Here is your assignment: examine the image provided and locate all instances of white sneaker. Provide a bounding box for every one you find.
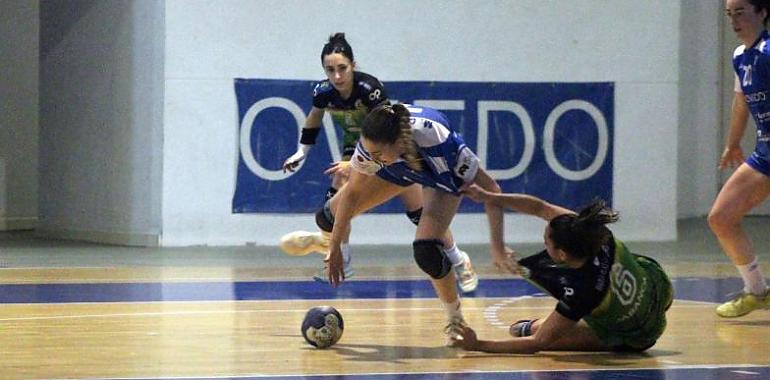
[443,317,468,347]
[279,231,329,256]
[509,319,537,337]
[453,250,479,293]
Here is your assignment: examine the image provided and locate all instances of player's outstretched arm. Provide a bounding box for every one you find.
[451,310,579,354]
[463,184,573,222]
[326,170,367,286]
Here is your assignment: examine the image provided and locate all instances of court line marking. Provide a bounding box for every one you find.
[482,296,716,329]
[55,363,770,380]
[0,302,718,323]
[732,370,761,375]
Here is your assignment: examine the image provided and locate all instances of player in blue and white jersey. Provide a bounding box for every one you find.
[316,103,509,342]
[278,33,479,291]
[709,0,770,317]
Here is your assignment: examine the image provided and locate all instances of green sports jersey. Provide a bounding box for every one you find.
[311,71,388,156]
[519,236,673,350]
[584,240,672,341]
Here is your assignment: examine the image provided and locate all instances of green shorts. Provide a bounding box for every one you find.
[586,256,673,351]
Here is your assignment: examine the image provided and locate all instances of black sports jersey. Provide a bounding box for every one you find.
[519,233,667,329]
[312,71,388,150]
[518,237,614,321]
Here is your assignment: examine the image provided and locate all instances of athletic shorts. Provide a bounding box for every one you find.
[375,167,416,187]
[586,256,673,352]
[746,150,770,177]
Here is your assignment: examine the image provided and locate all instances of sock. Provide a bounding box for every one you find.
[443,243,464,266]
[443,299,463,321]
[341,243,351,265]
[737,257,769,296]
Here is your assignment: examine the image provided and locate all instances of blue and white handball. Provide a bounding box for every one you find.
[301,306,344,349]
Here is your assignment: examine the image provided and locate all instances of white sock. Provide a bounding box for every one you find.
[443,299,463,321]
[737,257,769,296]
[443,243,464,266]
[341,243,351,264]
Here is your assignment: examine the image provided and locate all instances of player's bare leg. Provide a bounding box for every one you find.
[709,163,770,317]
[414,187,468,344]
[399,184,479,293]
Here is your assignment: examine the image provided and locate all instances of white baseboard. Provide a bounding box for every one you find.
[37,227,160,247]
[0,217,38,231]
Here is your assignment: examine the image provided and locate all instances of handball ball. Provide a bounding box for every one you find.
[301,306,344,349]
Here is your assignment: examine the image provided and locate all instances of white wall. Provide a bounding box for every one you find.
[161,0,682,246]
[38,0,164,245]
[0,1,39,230]
[677,0,722,218]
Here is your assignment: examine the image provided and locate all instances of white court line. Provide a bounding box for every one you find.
[732,370,761,375]
[55,363,770,380]
[0,301,718,323]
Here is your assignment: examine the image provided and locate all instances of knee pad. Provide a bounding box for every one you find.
[406,208,423,226]
[324,187,338,202]
[314,201,335,233]
[412,239,451,279]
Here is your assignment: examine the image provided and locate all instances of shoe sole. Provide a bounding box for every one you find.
[459,277,479,293]
[279,231,328,256]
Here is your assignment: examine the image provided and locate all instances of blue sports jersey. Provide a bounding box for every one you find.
[350,105,480,194]
[733,30,770,175]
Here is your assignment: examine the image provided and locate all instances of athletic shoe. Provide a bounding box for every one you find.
[444,317,468,346]
[509,319,538,337]
[453,250,479,293]
[279,231,329,256]
[716,289,770,318]
[312,259,355,283]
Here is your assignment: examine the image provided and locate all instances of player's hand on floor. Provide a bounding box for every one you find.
[450,326,479,350]
[492,246,521,275]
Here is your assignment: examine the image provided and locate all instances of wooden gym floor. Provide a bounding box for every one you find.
[0,217,768,379]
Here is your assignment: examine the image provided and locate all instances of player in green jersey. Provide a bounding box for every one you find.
[448,186,673,354]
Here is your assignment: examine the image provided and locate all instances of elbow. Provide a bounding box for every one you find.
[528,335,553,354]
[488,180,502,193]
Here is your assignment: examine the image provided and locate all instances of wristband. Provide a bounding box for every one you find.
[300,128,321,145]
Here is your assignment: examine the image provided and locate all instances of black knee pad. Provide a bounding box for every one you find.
[405,208,422,226]
[314,201,335,233]
[412,239,451,279]
[324,187,338,202]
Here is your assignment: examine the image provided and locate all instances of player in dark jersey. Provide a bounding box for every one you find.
[449,187,673,354]
[318,103,508,344]
[709,0,770,318]
[279,33,479,291]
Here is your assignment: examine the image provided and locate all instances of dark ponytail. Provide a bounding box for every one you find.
[548,199,619,260]
[748,0,770,25]
[321,33,354,63]
[362,104,422,171]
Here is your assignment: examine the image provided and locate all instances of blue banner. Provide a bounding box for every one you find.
[233,79,613,213]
